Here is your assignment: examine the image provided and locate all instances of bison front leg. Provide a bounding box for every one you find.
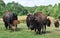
[44,25,46,33]
[4,22,8,30]
[42,25,46,33]
[15,25,17,30]
[36,27,41,34]
[35,28,36,32]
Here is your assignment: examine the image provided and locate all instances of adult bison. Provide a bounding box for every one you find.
[26,13,35,30]
[33,12,48,34]
[54,19,59,28]
[3,10,19,31]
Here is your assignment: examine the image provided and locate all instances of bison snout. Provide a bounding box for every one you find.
[29,25,34,30]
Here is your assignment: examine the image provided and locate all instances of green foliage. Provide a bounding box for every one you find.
[0,1,28,17]
[22,9,28,15]
[6,1,28,16]
[0,0,6,17]
[25,6,37,14]
[0,0,60,19]
[35,6,45,12]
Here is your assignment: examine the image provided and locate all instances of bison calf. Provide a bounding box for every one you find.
[54,19,59,28]
[11,20,19,31]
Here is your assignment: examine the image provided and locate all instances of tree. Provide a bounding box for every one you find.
[22,9,28,15]
[6,1,25,15]
[0,0,6,17]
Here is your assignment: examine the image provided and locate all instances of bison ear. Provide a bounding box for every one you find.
[13,13,17,16]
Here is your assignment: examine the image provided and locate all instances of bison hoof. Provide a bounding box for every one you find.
[10,30,14,32]
[36,31,42,34]
[42,31,46,34]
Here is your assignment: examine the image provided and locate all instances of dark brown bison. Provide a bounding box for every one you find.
[33,12,47,34]
[26,13,35,30]
[54,19,59,28]
[3,10,18,31]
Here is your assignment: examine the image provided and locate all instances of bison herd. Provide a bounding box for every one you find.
[2,10,60,34]
[26,12,51,34]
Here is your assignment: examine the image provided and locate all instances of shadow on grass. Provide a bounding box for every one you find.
[9,28,24,32]
[44,31,52,34]
[35,31,52,35]
[54,29,60,31]
[15,27,28,31]
[15,28,21,31]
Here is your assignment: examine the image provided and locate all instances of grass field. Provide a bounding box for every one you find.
[0,19,60,38]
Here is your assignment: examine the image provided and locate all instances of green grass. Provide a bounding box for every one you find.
[0,21,60,38]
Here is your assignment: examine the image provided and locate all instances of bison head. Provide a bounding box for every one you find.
[46,18,51,27]
[54,19,59,28]
[29,24,35,30]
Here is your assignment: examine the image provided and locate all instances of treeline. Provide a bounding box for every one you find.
[0,0,60,20]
